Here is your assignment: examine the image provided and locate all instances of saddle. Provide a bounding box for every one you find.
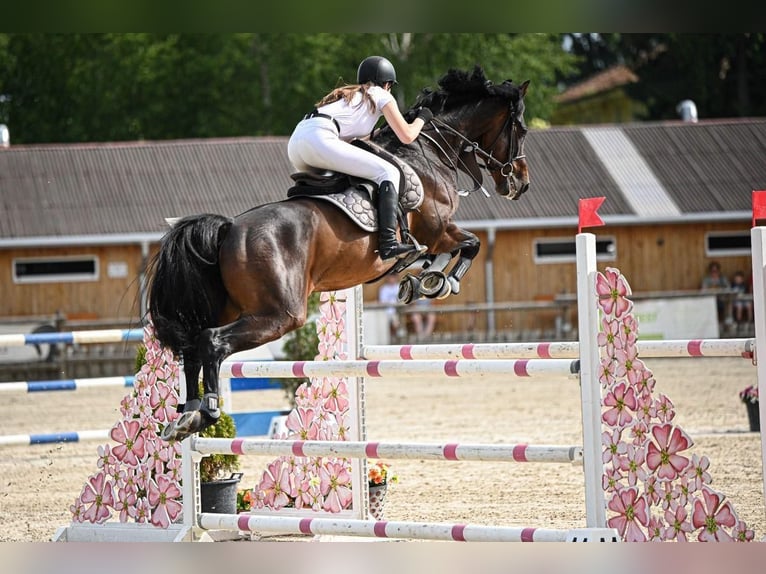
[286,140,424,233]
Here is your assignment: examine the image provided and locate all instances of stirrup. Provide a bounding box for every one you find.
[379,243,426,261]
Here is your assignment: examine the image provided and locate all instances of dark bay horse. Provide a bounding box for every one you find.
[149,66,531,441]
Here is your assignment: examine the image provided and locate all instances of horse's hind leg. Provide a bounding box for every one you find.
[162,313,304,442]
[159,356,203,441]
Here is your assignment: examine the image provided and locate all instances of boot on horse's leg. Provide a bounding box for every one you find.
[377,181,426,261]
[161,393,220,442]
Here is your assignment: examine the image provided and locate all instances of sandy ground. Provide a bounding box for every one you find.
[0,356,764,543]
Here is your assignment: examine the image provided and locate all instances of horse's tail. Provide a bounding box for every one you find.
[147,213,234,358]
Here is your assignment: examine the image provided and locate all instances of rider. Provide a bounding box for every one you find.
[288,56,433,260]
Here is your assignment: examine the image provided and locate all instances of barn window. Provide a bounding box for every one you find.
[533,236,616,264]
[12,256,99,284]
[705,231,751,257]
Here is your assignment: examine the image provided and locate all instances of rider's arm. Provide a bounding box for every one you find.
[381,101,428,145]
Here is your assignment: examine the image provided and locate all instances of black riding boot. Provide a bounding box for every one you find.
[377,181,419,260]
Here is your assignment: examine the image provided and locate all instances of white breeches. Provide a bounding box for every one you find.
[287,117,400,192]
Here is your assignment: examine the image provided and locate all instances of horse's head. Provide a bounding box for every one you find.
[414,67,531,200]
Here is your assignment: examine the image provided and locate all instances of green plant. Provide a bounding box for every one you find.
[197,383,240,483]
[280,292,320,407]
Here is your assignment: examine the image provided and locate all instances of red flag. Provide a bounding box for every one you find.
[578,197,605,233]
[753,190,766,228]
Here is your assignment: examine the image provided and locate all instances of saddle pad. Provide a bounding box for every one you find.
[289,186,378,232]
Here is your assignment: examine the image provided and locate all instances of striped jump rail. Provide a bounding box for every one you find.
[0,375,277,394]
[361,338,755,360]
[219,358,580,380]
[193,437,583,463]
[0,429,110,447]
[0,328,144,347]
[0,376,135,393]
[199,513,576,542]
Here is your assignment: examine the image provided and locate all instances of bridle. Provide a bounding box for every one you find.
[420,101,526,196]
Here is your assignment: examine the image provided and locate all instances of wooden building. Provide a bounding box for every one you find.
[1,119,764,340]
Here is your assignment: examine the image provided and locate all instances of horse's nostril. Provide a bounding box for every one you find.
[521,182,529,195]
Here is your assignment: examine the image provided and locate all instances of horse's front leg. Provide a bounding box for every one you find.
[425,224,480,297]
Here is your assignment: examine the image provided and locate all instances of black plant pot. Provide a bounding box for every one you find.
[201,473,243,514]
[746,401,760,432]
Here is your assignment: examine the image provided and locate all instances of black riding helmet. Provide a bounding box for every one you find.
[357,56,397,86]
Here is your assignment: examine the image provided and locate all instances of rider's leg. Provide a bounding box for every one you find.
[377,180,420,260]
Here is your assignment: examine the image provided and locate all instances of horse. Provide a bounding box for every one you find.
[148,66,531,441]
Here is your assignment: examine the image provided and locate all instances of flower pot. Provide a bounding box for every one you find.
[368,483,388,520]
[746,401,760,432]
[201,473,243,514]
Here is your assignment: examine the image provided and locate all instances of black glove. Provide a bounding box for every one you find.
[416,107,433,124]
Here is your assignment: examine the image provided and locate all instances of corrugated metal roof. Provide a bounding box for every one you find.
[0,120,764,242]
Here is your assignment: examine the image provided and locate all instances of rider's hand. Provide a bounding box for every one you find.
[416,107,433,124]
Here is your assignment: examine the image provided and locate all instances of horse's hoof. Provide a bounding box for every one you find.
[160,411,203,442]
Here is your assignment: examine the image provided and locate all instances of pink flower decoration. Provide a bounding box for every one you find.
[601,428,627,467]
[285,407,319,440]
[616,444,647,487]
[652,394,676,423]
[114,485,137,522]
[689,454,712,491]
[597,317,623,357]
[602,466,624,492]
[618,315,638,347]
[606,486,648,541]
[148,474,183,528]
[322,378,349,413]
[259,459,294,509]
[646,423,692,481]
[319,291,346,322]
[596,268,632,318]
[614,346,644,380]
[320,460,353,513]
[79,471,114,524]
[733,520,755,542]
[110,419,146,466]
[691,486,737,542]
[602,382,637,427]
[628,366,655,398]
[150,383,178,423]
[599,357,619,389]
[663,503,693,542]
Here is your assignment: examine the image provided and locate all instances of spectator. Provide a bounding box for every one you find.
[378,274,402,338]
[410,298,437,340]
[731,270,753,326]
[700,261,730,322]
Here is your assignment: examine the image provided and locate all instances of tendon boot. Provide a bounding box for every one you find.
[377,181,425,260]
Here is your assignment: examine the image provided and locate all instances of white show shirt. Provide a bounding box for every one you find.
[316,85,395,141]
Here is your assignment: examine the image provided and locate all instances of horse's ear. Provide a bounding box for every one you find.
[519,80,530,98]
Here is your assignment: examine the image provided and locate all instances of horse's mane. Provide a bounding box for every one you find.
[375,65,522,149]
[411,65,521,115]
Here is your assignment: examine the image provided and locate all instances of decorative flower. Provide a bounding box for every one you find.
[368,460,398,487]
[691,487,736,542]
[739,384,759,404]
[606,486,649,542]
[79,471,115,524]
[602,382,637,427]
[645,424,692,481]
[596,267,632,318]
[147,474,183,528]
